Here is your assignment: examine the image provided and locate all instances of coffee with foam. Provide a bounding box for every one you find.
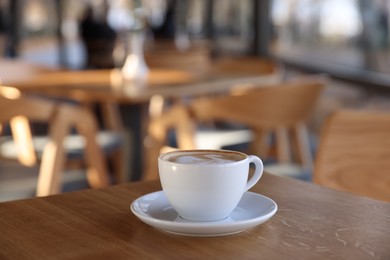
[158,149,264,221]
[163,151,245,165]
[158,150,263,221]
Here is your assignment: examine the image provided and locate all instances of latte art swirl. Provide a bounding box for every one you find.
[164,151,245,165]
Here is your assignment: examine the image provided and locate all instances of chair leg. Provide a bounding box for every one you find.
[10,116,37,167]
[100,102,124,131]
[143,133,166,181]
[75,108,111,188]
[248,129,270,158]
[36,114,68,196]
[294,123,313,171]
[275,127,291,164]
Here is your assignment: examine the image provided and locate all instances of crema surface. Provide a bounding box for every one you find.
[164,151,245,165]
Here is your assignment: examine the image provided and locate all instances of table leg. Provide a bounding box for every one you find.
[120,103,147,181]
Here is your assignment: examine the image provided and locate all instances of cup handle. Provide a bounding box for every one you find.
[245,155,263,191]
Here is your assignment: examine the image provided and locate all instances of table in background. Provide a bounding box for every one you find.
[2,68,279,103]
[0,173,388,259]
[2,66,280,180]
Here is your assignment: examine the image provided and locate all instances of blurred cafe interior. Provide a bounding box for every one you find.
[0,0,389,203]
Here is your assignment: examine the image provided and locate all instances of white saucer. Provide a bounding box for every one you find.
[130,191,278,237]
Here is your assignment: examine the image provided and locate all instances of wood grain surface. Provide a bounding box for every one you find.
[0,173,389,259]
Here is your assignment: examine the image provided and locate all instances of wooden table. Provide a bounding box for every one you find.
[2,68,280,103]
[0,59,57,83]
[0,173,388,259]
[0,56,279,104]
[1,64,281,180]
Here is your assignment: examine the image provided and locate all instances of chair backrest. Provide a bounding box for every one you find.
[190,75,326,166]
[314,110,390,202]
[0,86,110,196]
[143,75,327,180]
[190,75,326,128]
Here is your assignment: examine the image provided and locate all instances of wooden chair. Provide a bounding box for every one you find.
[0,86,111,196]
[313,110,390,202]
[0,68,129,184]
[143,75,327,180]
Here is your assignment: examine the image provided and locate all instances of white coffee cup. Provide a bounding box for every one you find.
[158,149,263,222]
